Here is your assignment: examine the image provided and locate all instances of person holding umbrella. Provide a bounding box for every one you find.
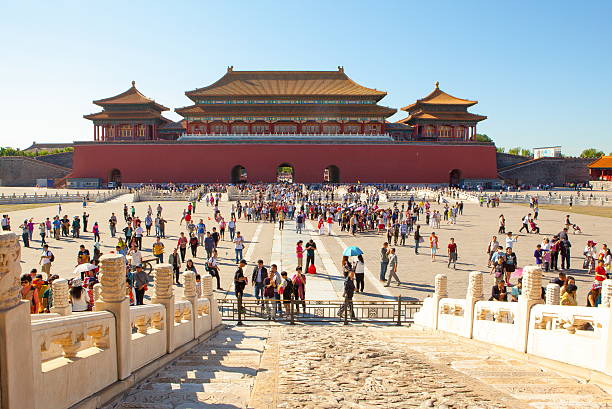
[343,246,365,293]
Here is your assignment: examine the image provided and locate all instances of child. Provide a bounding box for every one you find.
[125,279,135,306]
[534,244,543,266]
[542,243,551,272]
[195,274,202,298]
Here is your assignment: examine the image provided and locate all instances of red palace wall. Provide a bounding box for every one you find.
[71,143,498,184]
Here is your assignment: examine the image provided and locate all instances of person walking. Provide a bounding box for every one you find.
[169,248,181,285]
[429,232,439,262]
[385,248,401,286]
[189,233,199,258]
[234,231,245,263]
[292,266,307,313]
[447,238,458,269]
[152,237,165,263]
[380,242,389,281]
[39,244,54,279]
[234,260,247,304]
[354,254,365,293]
[19,220,29,247]
[133,265,148,306]
[177,232,188,263]
[92,222,100,242]
[204,231,215,259]
[413,225,421,254]
[338,270,357,320]
[207,249,223,290]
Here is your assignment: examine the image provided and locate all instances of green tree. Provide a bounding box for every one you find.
[496,146,506,153]
[474,133,493,143]
[580,148,604,158]
[520,148,532,157]
[508,147,522,155]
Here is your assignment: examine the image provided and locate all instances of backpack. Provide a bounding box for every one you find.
[297,215,303,223]
[48,251,55,262]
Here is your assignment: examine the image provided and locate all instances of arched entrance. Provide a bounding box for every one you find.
[109,169,122,186]
[231,165,247,183]
[323,165,340,183]
[277,163,294,183]
[449,169,462,186]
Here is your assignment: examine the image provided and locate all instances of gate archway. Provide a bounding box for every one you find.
[324,165,340,183]
[277,163,294,183]
[109,169,122,186]
[231,165,247,183]
[449,169,462,186]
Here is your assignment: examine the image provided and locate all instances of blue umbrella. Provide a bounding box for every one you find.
[343,246,363,256]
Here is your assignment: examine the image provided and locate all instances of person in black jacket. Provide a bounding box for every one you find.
[251,260,267,304]
[338,270,357,320]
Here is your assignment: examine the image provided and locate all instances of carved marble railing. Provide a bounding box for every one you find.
[436,298,466,335]
[472,301,520,350]
[528,304,611,374]
[415,270,612,376]
[195,297,212,337]
[31,312,117,409]
[173,300,195,347]
[0,239,223,409]
[129,304,166,371]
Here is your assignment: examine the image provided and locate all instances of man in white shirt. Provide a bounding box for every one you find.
[128,244,142,269]
[505,232,518,249]
[39,244,53,279]
[519,214,531,233]
[233,231,245,263]
[134,225,144,250]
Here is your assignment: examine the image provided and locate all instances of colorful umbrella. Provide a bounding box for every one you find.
[342,246,363,256]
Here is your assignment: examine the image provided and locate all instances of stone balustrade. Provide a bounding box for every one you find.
[415,269,612,377]
[129,304,167,371]
[30,312,117,409]
[0,189,129,205]
[0,232,223,409]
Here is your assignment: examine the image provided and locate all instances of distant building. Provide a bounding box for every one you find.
[23,143,73,153]
[588,156,612,181]
[71,68,498,185]
[533,146,561,159]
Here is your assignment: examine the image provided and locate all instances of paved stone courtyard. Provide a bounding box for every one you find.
[7,188,612,302]
[104,323,612,409]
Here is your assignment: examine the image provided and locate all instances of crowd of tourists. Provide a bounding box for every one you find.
[7,182,611,316]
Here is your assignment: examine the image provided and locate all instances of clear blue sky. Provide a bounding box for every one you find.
[1,1,610,155]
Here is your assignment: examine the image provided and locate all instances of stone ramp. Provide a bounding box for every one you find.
[101,324,612,409]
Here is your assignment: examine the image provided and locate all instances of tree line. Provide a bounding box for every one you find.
[0,147,74,157]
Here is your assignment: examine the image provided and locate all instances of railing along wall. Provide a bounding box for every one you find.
[0,233,222,409]
[414,267,612,377]
[0,189,129,205]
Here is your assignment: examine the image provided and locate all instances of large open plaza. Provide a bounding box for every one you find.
[1,2,612,408]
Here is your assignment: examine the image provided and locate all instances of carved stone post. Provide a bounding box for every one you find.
[432,274,447,330]
[0,232,35,409]
[202,273,222,329]
[96,254,131,380]
[517,266,543,353]
[545,283,560,305]
[603,279,612,374]
[49,278,71,315]
[464,271,484,338]
[152,264,175,352]
[92,282,102,310]
[182,271,197,338]
[601,279,612,309]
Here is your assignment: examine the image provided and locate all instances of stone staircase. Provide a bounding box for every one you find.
[103,326,270,409]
